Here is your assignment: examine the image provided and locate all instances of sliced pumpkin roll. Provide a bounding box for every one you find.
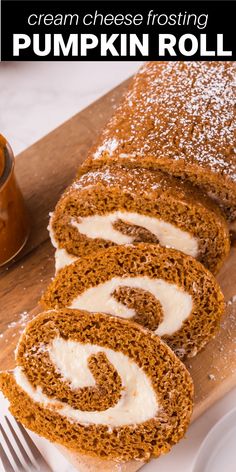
[41,244,225,359]
[0,309,193,467]
[79,61,236,224]
[49,166,230,275]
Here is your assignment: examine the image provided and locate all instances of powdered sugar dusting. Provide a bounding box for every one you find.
[0,312,32,355]
[186,299,236,393]
[227,295,236,306]
[93,138,119,159]
[69,166,175,196]
[90,62,235,182]
[7,311,30,331]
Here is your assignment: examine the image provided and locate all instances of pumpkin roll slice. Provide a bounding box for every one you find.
[41,244,225,359]
[0,309,193,467]
[49,166,230,275]
[80,61,236,223]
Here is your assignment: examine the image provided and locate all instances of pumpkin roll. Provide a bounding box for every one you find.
[49,166,230,275]
[0,309,193,466]
[79,61,236,223]
[41,244,225,359]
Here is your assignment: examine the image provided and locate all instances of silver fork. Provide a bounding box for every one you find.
[0,416,52,471]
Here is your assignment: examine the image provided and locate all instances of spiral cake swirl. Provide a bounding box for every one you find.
[42,243,225,359]
[49,166,230,275]
[0,309,193,462]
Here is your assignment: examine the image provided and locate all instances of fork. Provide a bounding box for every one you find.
[0,415,52,471]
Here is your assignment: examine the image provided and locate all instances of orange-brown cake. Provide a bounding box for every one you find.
[0,309,193,467]
[49,165,230,275]
[41,244,225,359]
[79,62,236,223]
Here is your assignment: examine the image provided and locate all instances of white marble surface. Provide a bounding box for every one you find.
[0,61,142,154]
[0,61,235,472]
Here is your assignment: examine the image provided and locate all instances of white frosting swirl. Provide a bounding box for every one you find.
[71,211,198,255]
[70,276,193,336]
[15,338,159,427]
[48,211,198,272]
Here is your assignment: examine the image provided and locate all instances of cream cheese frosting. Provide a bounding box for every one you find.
[48,217,77,271]
[71,211,198,256]
[14,338,159,427]
[55,248,77,272]
[70,276,193,336]
[49,210,198,271]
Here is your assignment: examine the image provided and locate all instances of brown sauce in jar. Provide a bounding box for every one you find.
[0,137,5,178]
[0,135,30,266]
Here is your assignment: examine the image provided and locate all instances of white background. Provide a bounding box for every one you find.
[0,61,235,472]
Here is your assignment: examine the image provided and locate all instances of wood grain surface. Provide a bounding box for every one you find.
[0,76,236,438]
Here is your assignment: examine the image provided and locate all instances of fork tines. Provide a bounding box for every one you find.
[0,415,51,471]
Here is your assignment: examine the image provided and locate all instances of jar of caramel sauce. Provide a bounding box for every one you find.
[0,135,30,266]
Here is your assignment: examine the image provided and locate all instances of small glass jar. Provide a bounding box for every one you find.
[0,135,30,266]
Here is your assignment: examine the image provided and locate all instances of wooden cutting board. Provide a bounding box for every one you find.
[0,77,236,429]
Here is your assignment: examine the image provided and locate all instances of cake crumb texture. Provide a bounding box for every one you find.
[79,62,236,220]
[0,309,193,461]
[51,166,230,274]
[41,243,225,358]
